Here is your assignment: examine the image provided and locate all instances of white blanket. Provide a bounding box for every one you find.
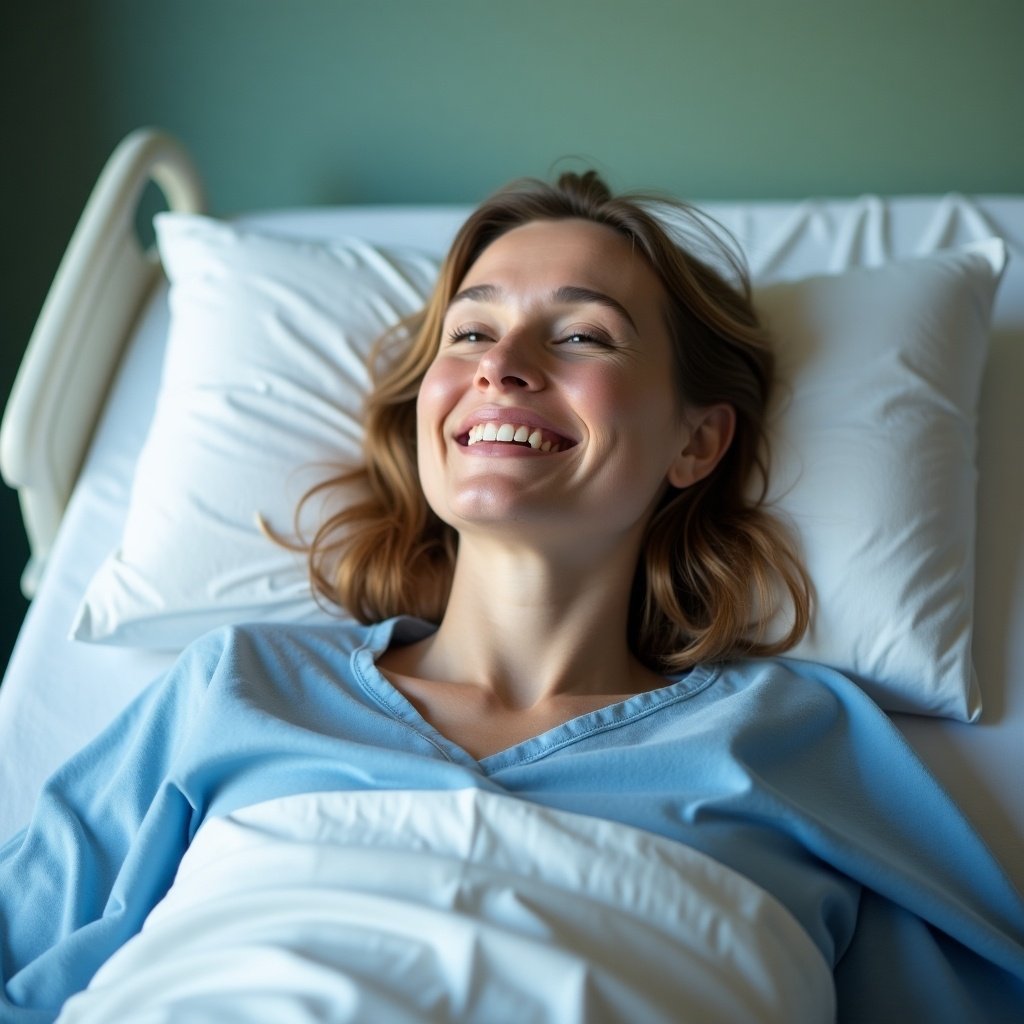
[57,789,834,1023]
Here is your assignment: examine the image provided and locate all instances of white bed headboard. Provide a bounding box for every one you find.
[0,129,205,596]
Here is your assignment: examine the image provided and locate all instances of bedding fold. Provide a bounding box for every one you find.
[56,788,834,1024]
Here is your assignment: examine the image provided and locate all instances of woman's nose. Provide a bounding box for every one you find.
[474,335,543,392]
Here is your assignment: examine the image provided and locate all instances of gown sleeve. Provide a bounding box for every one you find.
[0,633,225,1022]
[760,659,1024,1022]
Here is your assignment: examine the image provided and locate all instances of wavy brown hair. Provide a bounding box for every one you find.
[295,171,811,670]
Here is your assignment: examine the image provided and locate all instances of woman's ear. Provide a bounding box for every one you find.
[667,404,736,489]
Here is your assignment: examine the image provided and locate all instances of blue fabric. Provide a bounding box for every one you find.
[2,617,1023,1022]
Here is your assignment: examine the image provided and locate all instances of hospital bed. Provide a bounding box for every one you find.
[0,128,1021,1019]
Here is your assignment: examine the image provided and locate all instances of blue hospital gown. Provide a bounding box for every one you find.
[1,616,1022,1021]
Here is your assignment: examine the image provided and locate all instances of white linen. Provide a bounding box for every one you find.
[71,217,440,646]
[56,789,834,1024]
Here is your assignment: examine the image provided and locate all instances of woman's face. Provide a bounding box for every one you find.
[416,218,697,548]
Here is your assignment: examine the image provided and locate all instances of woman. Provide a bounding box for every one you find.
[2,173,1022,1022]
[313,170,810,760]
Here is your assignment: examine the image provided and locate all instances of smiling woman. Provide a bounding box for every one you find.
[300,172,811,677]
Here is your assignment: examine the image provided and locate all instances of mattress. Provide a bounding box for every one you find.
[1,197,1022,898]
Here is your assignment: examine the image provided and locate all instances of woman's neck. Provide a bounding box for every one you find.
[395,534,659,709]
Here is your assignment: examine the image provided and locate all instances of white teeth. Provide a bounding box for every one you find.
[465,421,564,452]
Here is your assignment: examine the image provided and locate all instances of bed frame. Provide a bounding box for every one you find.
[1,130,205,596]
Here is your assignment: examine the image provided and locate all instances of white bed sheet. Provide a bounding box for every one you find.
[1,197,1021,894]
[56,788,833,1023]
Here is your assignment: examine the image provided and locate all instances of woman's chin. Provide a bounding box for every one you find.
[427,481,564,533]
[447,494,554,527]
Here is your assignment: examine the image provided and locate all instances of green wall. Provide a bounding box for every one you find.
[2,0,1022,674]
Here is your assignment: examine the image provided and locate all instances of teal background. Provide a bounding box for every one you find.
[2,0,1022,676]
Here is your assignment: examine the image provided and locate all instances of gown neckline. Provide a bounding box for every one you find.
[351,616,720,774]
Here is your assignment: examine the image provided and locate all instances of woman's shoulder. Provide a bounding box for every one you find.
[707,654,893,725]
[181,615,436,669]
[138,617,429,722]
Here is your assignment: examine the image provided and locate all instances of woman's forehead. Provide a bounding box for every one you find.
[458,218,665,310]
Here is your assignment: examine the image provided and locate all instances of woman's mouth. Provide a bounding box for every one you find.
[459,421,574,453]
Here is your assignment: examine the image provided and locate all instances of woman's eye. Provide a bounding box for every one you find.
[560,331,609,347]
[447,328,491,344]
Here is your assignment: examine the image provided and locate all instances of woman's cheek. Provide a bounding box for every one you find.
[417,360,462,430]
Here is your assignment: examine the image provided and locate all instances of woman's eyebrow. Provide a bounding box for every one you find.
[448,283,501,309]
[447,283,637,333]
[553,286,637,333]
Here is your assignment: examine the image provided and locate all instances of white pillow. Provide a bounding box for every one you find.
[757,238,1006,719]
[72,213,1007,721]
[72,214,439,644]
